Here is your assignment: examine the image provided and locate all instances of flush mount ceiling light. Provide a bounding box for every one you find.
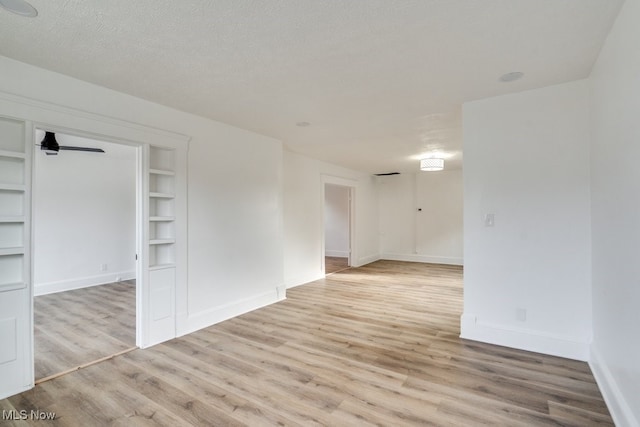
[499,71,524,83]
[296,121,310,127]
[0,0,38,17]
[420,157,444,172]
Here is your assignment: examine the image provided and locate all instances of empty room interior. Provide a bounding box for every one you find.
[0,1,638,426]
[31,130,137,382]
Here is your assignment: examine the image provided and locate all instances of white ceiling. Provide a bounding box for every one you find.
[0,0,623,173]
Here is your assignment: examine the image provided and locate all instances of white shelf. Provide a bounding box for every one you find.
[150,216,175,222]
[149,239,175,245]
[149,263,176,271]
[149,192,174,199]
[0,183,25,192]
[0,247,24,256]
[0,216,24,223]
[0,282,26,292]
[0,150,25,159]
[150,168,175,176]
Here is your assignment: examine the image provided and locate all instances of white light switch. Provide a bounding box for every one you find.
[516,308,527,322]
[484,213,495,227]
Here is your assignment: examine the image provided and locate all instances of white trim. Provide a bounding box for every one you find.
[0,384,31,402]
[183,286,284,336]
[0,90,190,144]
[589,345,639,427]
[285,272,325,289]
[354,253,380,267]
[25,121,34,397]
[321,175,357,274]
[34,270,136,296]
[380,253,463,266]
[325,250,350,257]
[460,313,590,361]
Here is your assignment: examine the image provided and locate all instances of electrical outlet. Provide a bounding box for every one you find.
[516,308,527,322]
[100,264,108,272]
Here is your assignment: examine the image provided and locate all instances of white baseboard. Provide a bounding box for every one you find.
[381,253,463,266]
[182,287,285,336]
[325,250,350,257]
[34,270,136,296]
[460,313,590,361]
[589,345,639,427]
[355,253,380,267]
[285,272,325,289]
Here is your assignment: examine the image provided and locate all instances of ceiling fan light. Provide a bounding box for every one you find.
[420,157,444,171]
[40,131,60,155]
[0,0,38,17]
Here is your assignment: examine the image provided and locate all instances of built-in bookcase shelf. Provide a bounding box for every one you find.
[0,150,26,159]
[149,192,174,199]
[0,247,24,256]
[0,282,26,292]
[0,216,24,223]
[0,117,27,291]
[149,147,176,269]
[150,216,175,222]
[149,263,175,271]
[149,168,175,176]
[149,239,175,245]
[0,184,25,192]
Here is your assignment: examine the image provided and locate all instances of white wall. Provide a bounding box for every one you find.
[284,150,379,288]
[324,184,350,257]
[461,79,592,361]
[33,131,136,295]
[0,55,284,337]
[589,0,640,424]
[378,170,463,265]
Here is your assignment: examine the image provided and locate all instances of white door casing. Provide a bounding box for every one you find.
[320,174,356,272]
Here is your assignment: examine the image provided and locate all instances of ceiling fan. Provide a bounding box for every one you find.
[38,132,105,155]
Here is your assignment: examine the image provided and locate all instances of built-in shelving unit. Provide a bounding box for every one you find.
[144,145,178,347]
[148,147,176,270]
[0,118,27,292]
[0,115,32,399]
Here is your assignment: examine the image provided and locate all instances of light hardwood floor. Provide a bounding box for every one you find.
[34,280,136,381]
[2,261,612,426]
[325,256,349,274]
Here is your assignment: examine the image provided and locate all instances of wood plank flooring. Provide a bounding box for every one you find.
[3,261,612,426]
[34,280,136,381]
[325,256,349,274]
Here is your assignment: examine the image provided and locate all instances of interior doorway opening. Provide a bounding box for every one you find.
[32,129,138,382]
[324,183,352,275]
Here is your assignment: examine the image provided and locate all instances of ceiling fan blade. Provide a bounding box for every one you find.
[58,145,105,153]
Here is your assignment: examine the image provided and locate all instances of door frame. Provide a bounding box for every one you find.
[0,91,189,399]
[320,175,356,273]
[30,124,145,345]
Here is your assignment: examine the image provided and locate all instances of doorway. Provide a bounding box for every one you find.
[0,110,187,400]
[32,129,138,382]
[324,183,352,274]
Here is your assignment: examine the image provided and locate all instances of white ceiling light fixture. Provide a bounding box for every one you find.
[420,157,444,172]
[0,0,37,17]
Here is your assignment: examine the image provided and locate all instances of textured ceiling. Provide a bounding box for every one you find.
[0,0,624,173]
